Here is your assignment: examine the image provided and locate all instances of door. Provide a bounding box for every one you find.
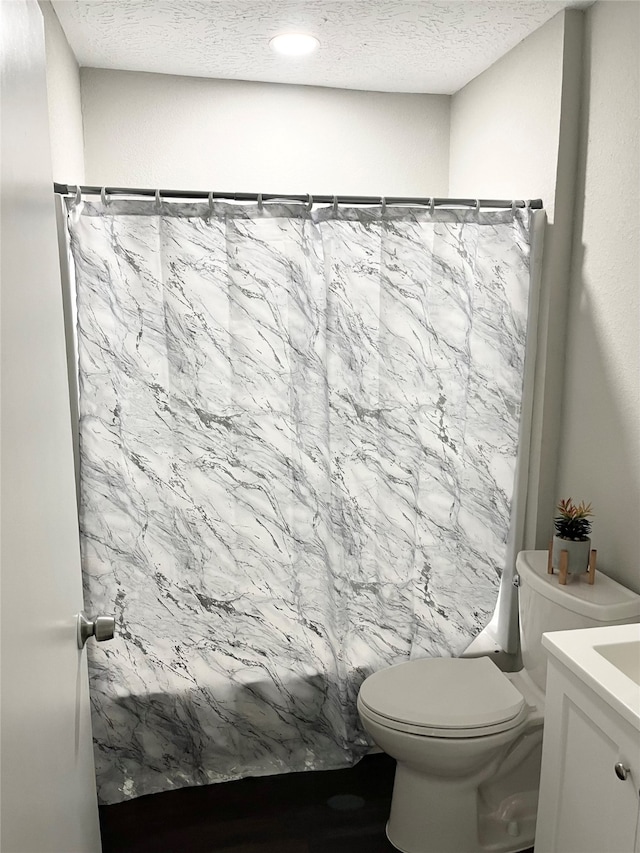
[0,1,102,850]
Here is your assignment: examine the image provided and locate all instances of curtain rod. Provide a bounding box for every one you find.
[53,183,543,210]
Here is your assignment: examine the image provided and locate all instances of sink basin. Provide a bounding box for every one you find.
[594,640,640,686]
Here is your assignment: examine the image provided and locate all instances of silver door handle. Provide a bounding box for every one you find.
[614,762,630,781]
[77,612,116,649]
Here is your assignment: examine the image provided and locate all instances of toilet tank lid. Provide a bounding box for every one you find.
[517,551,640,621]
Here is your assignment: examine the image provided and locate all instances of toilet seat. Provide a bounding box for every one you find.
[358,656,528,739]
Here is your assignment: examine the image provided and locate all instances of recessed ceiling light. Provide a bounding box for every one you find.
[269,33,320,57]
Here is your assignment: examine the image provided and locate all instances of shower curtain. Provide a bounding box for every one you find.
[68,199,533,804]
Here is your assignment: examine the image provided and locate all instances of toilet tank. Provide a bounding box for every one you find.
[517,550,640,691]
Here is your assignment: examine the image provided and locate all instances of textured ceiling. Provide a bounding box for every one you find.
[52,1,591,95]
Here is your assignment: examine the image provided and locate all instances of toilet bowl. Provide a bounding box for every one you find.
[357,550,640,853]
[358,657,542,853]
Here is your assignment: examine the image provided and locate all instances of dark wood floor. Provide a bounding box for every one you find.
[99,753,398,853]
[100,754,536,853]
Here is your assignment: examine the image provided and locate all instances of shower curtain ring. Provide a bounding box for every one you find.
[101,187,108,206]
[208,192,214,217]
[74,185,82,207]
[429,198,435,214]
[380,197,387,214]
[475,199,481,213]
[257,193,263,212]
[155,189,162,212]
[332,195,338,215]
[306,194,313,211]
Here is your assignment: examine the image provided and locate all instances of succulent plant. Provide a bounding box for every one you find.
[554,498,593,541]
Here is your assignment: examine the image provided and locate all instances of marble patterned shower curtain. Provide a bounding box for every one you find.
[68,199,532,804]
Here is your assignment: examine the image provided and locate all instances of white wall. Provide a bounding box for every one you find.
[556,1,640,592]
[449,10,584,560]
[39,0,84,183]
[449,11,566,222]
[450,2,640,592]
[80,68,450,195]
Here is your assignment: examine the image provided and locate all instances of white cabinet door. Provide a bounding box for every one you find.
[554,701,637,852]
[0,1,102,850]
[535,662,639,853]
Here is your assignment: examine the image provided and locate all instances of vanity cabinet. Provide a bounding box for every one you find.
[534,644,640,853]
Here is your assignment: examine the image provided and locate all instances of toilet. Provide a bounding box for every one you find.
[357,550,640,853]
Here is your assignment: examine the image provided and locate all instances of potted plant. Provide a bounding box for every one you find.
[552,498,594,576]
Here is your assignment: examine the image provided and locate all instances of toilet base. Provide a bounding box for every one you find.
[385,761,537,853]
[386,824,533,853]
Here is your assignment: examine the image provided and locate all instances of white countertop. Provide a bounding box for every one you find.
[542,623,640,731]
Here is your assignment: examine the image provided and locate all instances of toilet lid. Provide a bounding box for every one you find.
[358,656,525,731]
